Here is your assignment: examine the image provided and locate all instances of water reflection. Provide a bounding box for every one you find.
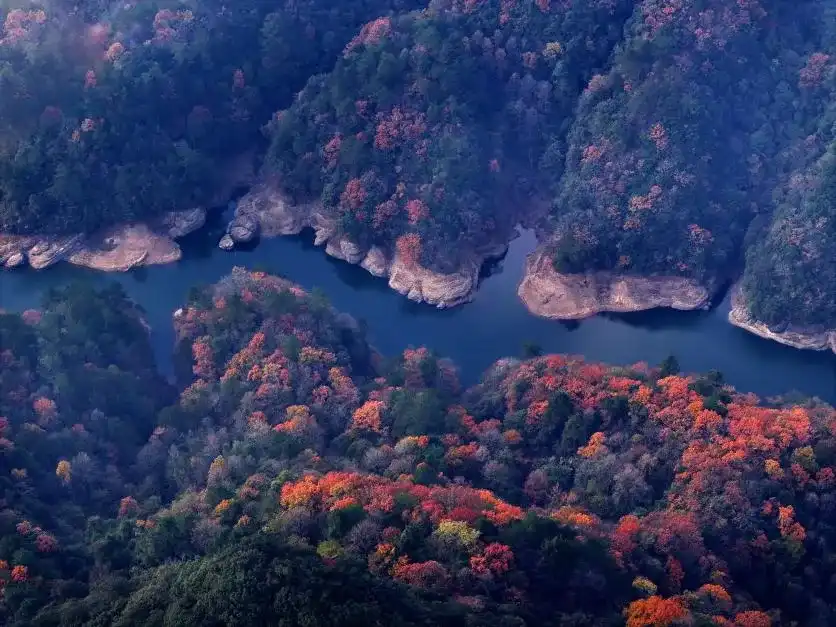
[605,307,713,332]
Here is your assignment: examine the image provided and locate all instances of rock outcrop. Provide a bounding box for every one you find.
[68,224,182,272]
[1,154,254,273]
[728,283,836,352]
[325,234,365,265]
[518,248,711,319]
[223,184,504,307]
[4,251,24,268]
[228,214,259,244]
[1,226,182,272]
[228,183,313,238]
[1,234,87,270]
[360,246,388,277]
[27,235,83,269]
[161,207,207,239]
[218,234,235,251]
[388,254,481,308]
[1,235,34,268]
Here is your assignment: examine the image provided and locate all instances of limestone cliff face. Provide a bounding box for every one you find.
[68,224,182,271]
[728,283,836,352]
[226,184,502,308]
[0,208,208,272]
[161,207,206,239]
[1,234,84,269]
[518,248,711,319]
[325,234,366,265]
[1,235,39,268]
[231,183,316,237]
[360,246,388,277]
[387,253,481,308]
[0,149,249,273]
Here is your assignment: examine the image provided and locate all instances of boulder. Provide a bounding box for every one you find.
[219,234,235,251]
[28,235,83,270]
[228,215,259,244]
[4,251,24,268]
[165,207,207,239]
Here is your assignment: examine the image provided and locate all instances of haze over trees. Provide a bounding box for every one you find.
[0,0,423,233]
[1,270,835,625]
[1,0,835,331]
[2,3,836,620]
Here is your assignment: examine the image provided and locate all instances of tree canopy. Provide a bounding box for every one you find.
[2,0,836,329]
[1,271,835,625]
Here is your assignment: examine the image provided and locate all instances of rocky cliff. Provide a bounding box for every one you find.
[67,224,183,271]
[223,184,505,308]
[728,283,836,352]
[518,248,711,319]
[0,208,206,272]
[0,152,252,273]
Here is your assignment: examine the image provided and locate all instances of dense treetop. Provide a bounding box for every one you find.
[1,271,835,625]
[1,0,836,328]
[264,0,632,272]
[0,0,422,233]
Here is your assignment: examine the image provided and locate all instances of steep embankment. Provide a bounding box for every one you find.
[2,0,834,342]
[518,247,711,319]
[728,283,836,353]
[0,209,206,272]
[0,153,253,272]
[222,184,507,307]
[255,1,632,308]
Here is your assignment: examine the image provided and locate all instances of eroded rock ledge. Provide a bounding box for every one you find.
[728,283,836,352]
[0,208,207,272]
[0,153,253,272]
[518,247,711,319]
[223,184,506,308]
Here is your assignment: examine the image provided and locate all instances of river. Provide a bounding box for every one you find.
[1,214,834,402]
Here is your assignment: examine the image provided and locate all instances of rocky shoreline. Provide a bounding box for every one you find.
[0,207,207,272]
[728,283,836,353]
[0,153,253,273]
[517,247,712,319]
[219,184,508,308]
[0,176,506,308]
[7,178,836,353]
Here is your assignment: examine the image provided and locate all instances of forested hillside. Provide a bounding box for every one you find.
[2,0,836,331]
[264,0,633,272]
[0,0,423,233]
[1,271,835,626]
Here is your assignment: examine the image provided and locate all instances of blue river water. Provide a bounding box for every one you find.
[0,216,834,401]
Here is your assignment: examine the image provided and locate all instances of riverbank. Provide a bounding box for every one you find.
[0,153,254,273]
[1,223,834,402]
[0,176,508,308]
[517,247,712,319]
[728,283,836,353]
[3,179,836,364]
[221,184,509,308]
[0,208,206,272]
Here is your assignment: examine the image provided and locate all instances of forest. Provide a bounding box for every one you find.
[0,270,835,626]
[1,0,835,330]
